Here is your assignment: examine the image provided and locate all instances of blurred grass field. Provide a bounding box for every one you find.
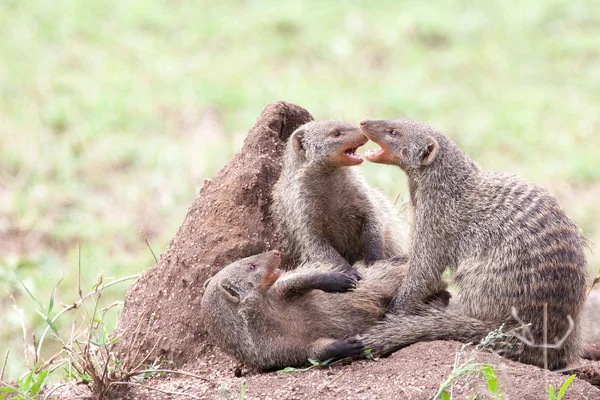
[1,0,599,382]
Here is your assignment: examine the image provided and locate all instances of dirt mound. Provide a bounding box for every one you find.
[50,341,600,399]
[115,101,313,364]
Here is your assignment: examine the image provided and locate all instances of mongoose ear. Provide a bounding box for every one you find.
[291,129,306,158]
[421,136,439,166]
[219,280,240,304]
[401,147,409,161]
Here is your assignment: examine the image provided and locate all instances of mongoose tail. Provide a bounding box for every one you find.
[365,308,579,370]
[364,308,499,356]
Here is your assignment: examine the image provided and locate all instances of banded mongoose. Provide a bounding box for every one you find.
[201,250,450,371]
[359,118,588,369]
[272,120,409,278]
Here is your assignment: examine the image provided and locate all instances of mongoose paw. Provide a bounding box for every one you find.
[333,336,365,359]
[424,290,452,308]
[339,266,362,281]
[320,272,358,293]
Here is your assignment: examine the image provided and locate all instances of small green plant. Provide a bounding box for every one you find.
[7,256,211,399]
[548,374,576,400]
[221,381,246,400]
[278,358,334,373]
[0,361,49,400]
[364,348,379,361]
[435,327,507,399]
[2,241,216,399]
[481,364,503,399]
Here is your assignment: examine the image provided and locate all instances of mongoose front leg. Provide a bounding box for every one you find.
[275,271,357,298]
[362,218,385,265]
[302,236,362,280]
[251,336,365,370]
[389,226,449,314]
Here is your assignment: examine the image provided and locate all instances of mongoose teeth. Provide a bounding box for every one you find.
[344,147,364,162]
[366,148,383,157]
[269,268,281,278]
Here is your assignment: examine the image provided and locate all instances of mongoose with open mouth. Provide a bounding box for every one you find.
[359,118,588,370]
[272,120,408,278]
[201,250,450,370]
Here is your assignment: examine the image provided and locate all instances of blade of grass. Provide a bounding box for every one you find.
[238,382,246,400]
[14,270,44,311]
[47,277,64,315]
[30,368,50,395]
[557,374,576,400]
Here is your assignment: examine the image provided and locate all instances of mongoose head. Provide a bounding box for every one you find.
[359,119,440,172]
[203,250,282,305]
[288,120,368,167]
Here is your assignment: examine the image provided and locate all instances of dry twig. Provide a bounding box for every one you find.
[511,306,574,349]
[588,275,600,297]
[142,230,158,263]
[0,350,9,381]
[319,371,347,391]
[125,369,214,384]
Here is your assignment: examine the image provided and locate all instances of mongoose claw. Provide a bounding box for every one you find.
[320,272,358,293]
[341,266,362,281]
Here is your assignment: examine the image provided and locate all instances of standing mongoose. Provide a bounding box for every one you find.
[271,120,409,278]
[201,250,450,371]
[359,118,588,369]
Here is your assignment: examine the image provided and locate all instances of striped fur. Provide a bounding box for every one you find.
[360,119,588,369]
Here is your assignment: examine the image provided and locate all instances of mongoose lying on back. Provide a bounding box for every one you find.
[201,250,450,371]
[272,120,408,277]
[359,118,588,369]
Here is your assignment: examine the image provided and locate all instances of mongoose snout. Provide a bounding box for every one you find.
[337,130,369,166]
[360,119,439,167]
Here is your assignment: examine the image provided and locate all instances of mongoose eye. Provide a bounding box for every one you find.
[248,264,256,271]
[330,130,341,137]
[389,130,399,136]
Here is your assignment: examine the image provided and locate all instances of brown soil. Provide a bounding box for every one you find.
[53,101,599,399]
[50,341,600,399]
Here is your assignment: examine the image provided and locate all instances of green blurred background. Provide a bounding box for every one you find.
[1,0,598,382]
